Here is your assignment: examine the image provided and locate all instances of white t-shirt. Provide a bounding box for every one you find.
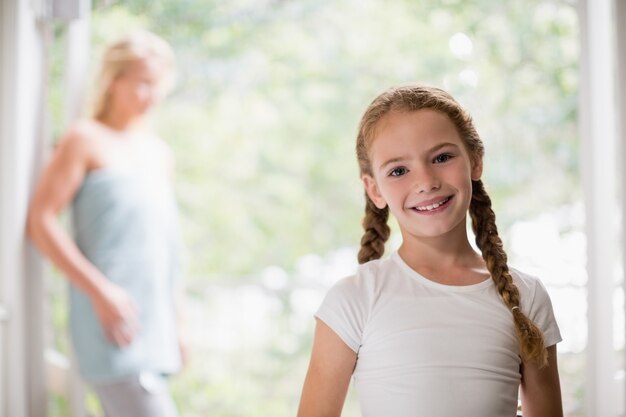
[316,251,562,417]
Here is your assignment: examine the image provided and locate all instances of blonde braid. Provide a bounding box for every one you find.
[470,180,548,366]
[358,195,390,264]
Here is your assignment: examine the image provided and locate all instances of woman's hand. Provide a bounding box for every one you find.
[91,281,141,347]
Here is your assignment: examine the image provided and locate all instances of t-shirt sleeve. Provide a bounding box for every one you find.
[315,275,370,353]
[527,277,562,348]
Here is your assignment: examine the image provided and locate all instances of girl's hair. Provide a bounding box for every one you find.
[355,84,548,366]
[92,30,176,120]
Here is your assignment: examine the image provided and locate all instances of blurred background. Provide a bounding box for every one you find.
[2,0,625,416]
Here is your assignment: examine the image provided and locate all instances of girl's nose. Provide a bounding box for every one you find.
[414,167,441,193]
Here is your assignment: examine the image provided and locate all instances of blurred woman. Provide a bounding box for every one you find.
[27,30,185,417]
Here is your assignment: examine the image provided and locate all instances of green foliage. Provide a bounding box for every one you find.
[86,0,580,280]
[46,0,580,416]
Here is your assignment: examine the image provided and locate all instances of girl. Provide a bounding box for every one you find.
[297,85,563,417]
[27,31,185,417]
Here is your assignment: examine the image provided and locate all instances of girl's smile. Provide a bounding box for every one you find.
[409,195,453,214]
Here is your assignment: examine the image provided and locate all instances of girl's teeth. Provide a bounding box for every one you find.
[416,198,448,211]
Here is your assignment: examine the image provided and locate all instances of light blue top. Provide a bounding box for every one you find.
[70,169,183,382]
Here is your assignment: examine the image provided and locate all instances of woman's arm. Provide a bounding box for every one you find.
[520,344,564,417]
[297,319,357,417]
[27,129,139,346]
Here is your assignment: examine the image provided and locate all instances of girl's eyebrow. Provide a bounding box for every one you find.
[378,142,460,171]
[379,156,409,171]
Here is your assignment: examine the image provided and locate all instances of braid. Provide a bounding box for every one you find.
[358,195,390,264]
[470,180,548,366]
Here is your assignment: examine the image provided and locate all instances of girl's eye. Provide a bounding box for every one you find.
[389,167,407,177]
[433,153,453,164]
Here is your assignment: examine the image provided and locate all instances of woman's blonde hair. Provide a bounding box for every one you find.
[355,84,548,366]
[92,30,176,120]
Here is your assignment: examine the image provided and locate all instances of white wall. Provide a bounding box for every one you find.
[579,0,624,416]
[0,0,48,416]
[616,0,626,412]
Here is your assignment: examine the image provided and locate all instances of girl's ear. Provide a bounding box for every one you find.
[471,157,483,181]
[362,175,387,209]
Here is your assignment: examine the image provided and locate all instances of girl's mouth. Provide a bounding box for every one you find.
[412,196,452,213]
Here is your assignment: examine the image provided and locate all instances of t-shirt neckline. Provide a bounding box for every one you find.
[391,251,494,292]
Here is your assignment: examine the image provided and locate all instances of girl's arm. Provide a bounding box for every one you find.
[297,319,357,417]
[520,344,564,417]
[27,129,139,346]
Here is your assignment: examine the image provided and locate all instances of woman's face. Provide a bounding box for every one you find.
[108,58,165,118]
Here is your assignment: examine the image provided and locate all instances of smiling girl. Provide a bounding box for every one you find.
[297,85,563,417]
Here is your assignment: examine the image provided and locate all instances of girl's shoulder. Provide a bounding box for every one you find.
[509,267,561,345]
[355,255,396,280]
[509,267,553,309]
[329,255,397,295]
[319,258,394,327]
[509,267,544,290]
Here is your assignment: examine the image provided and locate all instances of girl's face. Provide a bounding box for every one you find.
[108,58,165,118]
[362,109,482,241]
